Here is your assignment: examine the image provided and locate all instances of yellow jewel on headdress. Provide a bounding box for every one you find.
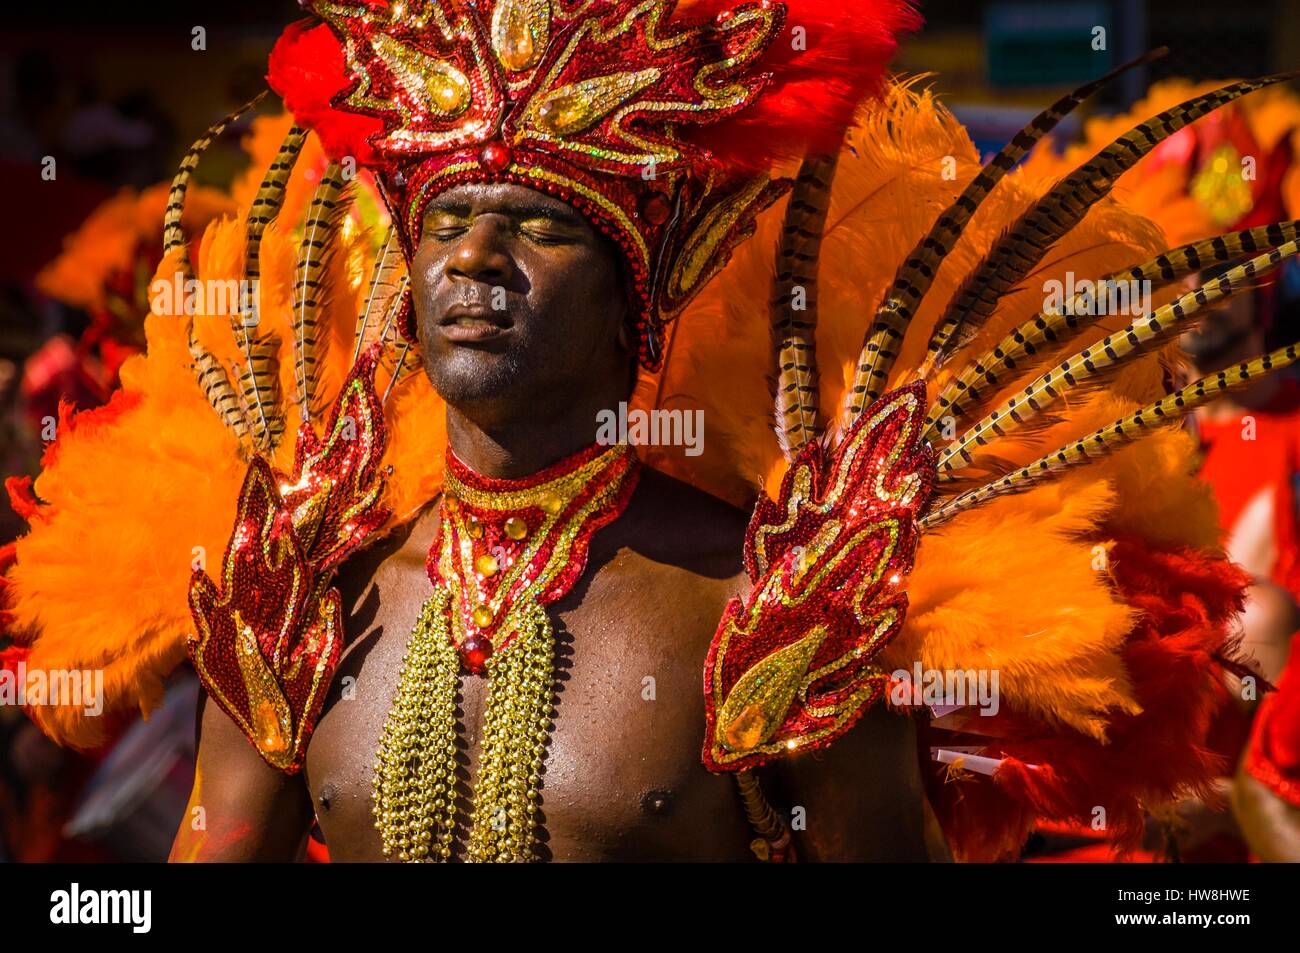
[531,68,662,137]
[371,33,471,119]
[492,0,550,73]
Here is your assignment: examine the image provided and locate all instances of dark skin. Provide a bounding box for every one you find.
[171,182,947,862]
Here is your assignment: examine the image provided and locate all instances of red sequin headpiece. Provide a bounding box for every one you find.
[268,0,918,368]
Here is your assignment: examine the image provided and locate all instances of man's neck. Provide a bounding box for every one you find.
[444,395,619,479]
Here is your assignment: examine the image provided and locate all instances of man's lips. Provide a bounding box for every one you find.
[436,304,512,343]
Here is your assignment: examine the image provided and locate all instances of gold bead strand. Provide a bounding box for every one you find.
[372,588,461,861]
[465,600,556,862]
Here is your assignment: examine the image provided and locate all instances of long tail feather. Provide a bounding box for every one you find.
[162,94,264,449]
[236,336,284,451]
[921,340,1300,529]
[923,220,1300,441]
[226,124,310,454]
[292,162,353,422]
[938,237,1300,473]
[188,321,253,444]
[244,124,308,288]
[231,319,279,450]
[163,93,266,277]
[366,273,412,359]
[773,152,839,458]
[843,49,1168,420]
[920,73,1299,375]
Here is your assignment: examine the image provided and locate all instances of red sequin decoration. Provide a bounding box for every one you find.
[430,442,640,663]
[266,1,793,370]
[187,345,392,773]
[702,381,936,772]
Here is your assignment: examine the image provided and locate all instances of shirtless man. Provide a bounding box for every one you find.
[169,181,947,862]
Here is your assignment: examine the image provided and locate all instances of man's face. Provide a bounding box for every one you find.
[410,181,630,408]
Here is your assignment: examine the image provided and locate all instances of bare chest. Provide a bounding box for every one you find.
[304,546,756,861]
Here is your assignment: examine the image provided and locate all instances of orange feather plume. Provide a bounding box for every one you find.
[5,80,1248,868]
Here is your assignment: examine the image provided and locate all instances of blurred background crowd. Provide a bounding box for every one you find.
[1,0,1299,862]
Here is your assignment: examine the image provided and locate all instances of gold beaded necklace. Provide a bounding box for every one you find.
[372,442,640,861]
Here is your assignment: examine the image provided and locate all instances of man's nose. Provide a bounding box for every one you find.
[446,217,513,285]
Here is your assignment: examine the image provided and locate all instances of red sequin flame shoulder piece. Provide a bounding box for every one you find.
[187,345,393,772]
[703,381,935,771]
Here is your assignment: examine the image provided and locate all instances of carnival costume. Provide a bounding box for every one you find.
[6,0,1300,862]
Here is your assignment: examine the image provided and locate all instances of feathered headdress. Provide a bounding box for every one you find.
[266,0,920,367]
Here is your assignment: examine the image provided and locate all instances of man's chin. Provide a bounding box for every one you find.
[423,345,526,403]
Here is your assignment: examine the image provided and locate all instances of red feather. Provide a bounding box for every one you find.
[926,537,1249,861]
[682,0,923,170]
[267,18,387,168]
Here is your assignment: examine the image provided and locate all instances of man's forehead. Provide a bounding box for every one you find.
[424,181,586,222]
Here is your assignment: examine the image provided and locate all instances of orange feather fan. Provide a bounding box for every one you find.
[5,134,444,747]
[4,79,1246,863]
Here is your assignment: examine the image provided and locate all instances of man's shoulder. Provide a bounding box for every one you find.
[611,465,751,573]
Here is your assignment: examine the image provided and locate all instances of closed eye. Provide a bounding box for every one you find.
[519,220,580,245]
[427,228,467,243]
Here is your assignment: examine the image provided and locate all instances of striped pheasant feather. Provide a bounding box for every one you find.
[938,238,1300,474]
[187,321,252,443]
[923,220,1300,441]
[244,124,307,291]
[922,340,1300,529]
[843,49,1167,420]
[162,96,264,447]
[236,336,285,451]
[220,125,312,454]
[921,73,1298,374]
[163,93,266,276]
[362,273,412,366]
[773,152,839,458]
[292,162,353,422]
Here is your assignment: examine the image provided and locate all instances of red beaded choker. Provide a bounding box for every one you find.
[429,441,640,672]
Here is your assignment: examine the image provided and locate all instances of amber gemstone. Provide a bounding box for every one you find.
[498,30,536,73]
[504,516,528,540]
[472,603,494,628]
[460,635,493,674]
[254,699,287,753]
[535,95,586,135]
[722,703,768,752]
[492,0,547,72]
[466,515,484,539]
[537,491,562,515]
[475,554,499,577]
[427,72,469,114]
[480,142,511,173]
